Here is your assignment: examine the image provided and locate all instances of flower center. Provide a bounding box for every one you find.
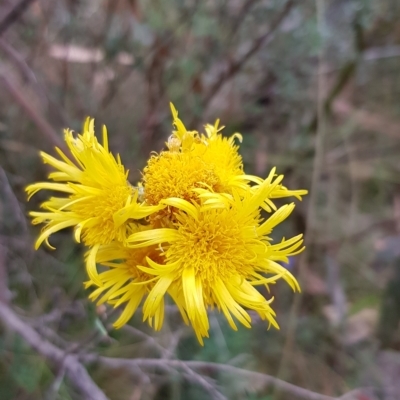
[168,209,256,284]
[126,247,164,288]
[73,184,133,245]
[143,152,221,207]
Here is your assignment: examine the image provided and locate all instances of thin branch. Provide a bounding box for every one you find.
[43,363,67,400]
[0,38,69,127]
[122,325,226,399]
[181,365,227,400]
[0,302,109,400]
[100,0,201,110]
[0,166,29,236]
[0,74,65,150]
[83,355,338,400]
[0,0,37,36]
[0,303,363,400]
[195,0,294,123]
[122,325,170,357]
[228,0,260,39]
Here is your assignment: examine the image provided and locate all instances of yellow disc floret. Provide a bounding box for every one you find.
[143,151,221,207]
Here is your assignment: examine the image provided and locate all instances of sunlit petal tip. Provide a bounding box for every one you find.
[83,280,93,289]
[169,102,178,119]
[44,237,56,250]
[231,132,243,143]
[74,225,82,243]
[161,197,199,220]
[102,125,109,152]
[33,238,42,251]
[86,244,102,286]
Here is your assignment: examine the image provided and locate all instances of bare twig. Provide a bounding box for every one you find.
[100,0,201,110]
[0,74,65,150]
[83,355,338,400]
[122,325,226,399]
[181,365,227,400]
[0,0,37,36]
[0,302,109,400]
[195,0,294,123]
[0,38,45,102]
[122,324,170,357]
[0,166,28,235]
[0,38,69,126]
[43,363,67,400]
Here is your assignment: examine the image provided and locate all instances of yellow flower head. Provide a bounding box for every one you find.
[26,105,307,342]
[143,150,221,210]
[26,118,161,284]
[143,105,307,220]
[126,175,304,344]
[142,104,248,218]
[86,235,167,330]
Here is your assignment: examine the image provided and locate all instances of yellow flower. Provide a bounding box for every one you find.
[86,236,168,330]
[245,173,308,213]
[26,118,161,284]
[143,104,307,219]
[25,104,307,342]
[190,121,244,193]
[143,150,221,211]
[142,105,246,215]
[126,175,304,344]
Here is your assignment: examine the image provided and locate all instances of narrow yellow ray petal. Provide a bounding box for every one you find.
[143,275,173,321]
[34,220,77,249]
[161,197,199,220]
[113,290,145,329]
[257,203,295,236]
[127,229,181,246]
[86,244,102,286]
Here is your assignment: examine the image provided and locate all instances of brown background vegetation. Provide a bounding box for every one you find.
[1,0,400,399]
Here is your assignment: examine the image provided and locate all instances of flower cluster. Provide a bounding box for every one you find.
[27,104,307,344]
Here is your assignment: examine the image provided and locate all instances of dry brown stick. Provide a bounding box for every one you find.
[83,355,337,400]
[0,74,65,151]
[0,302,109,400]
[195,0,294,123]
